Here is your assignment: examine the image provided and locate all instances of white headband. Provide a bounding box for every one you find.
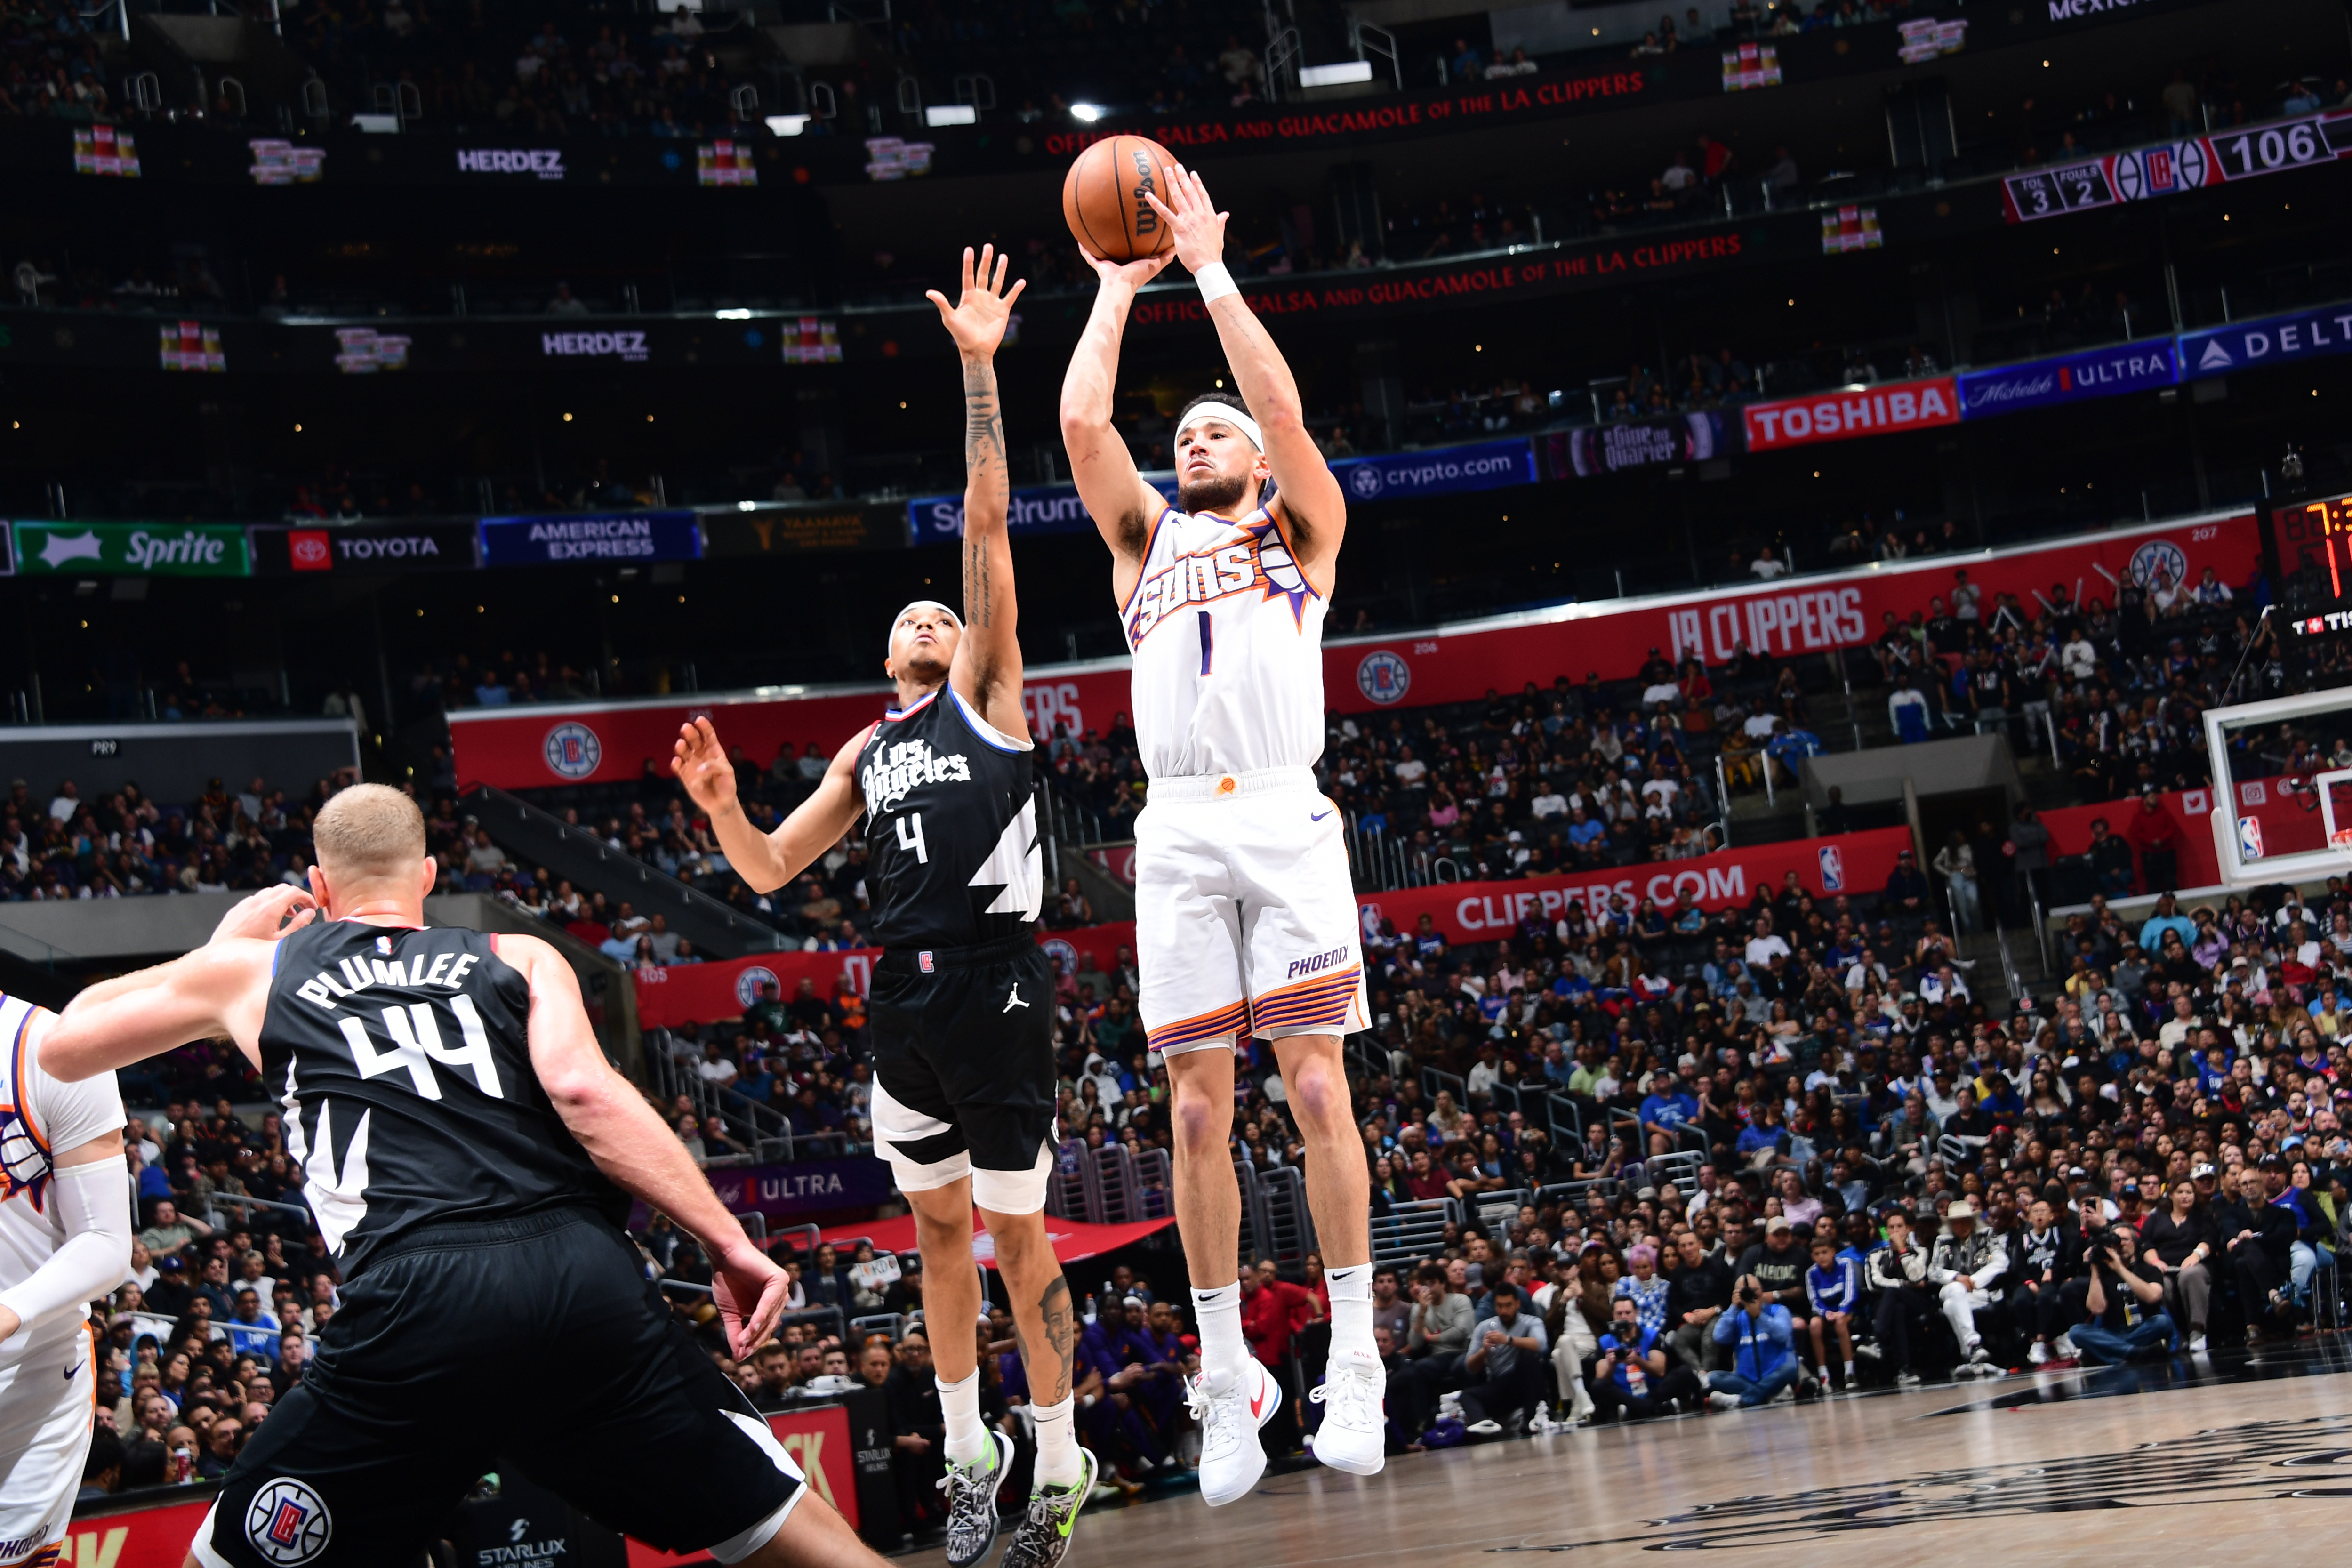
[890,600,962,656]
[1174,401,1263,463]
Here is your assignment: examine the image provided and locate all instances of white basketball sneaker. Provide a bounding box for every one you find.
[1186,1359,1276,1507]
[1306,1350,1386,1476]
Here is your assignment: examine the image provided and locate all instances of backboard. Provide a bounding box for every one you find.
[2201,687,2352,886]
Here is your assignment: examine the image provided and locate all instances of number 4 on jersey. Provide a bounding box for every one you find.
[897,812,929,864]
[338,996,507,1100]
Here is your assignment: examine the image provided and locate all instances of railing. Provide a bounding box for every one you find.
[1350,18,1400,89]
[462,783,788,958]
[1369,1196,1455,1269]
[1346,819,1435,892]
[1264,25,1303,99]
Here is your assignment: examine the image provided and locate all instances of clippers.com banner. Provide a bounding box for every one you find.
[631,922,1139,1029]
[1361,826,1912,945]
[450,514,2262,788]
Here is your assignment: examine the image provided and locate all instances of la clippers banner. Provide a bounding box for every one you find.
[630,921,1139,1028]
[1957,338,2179,417]
[1361,826,1912,944]
[1330,510,2259,713]
[2001,111,2352,223]
[452,514,2263,787]
[1740,377,1958,452]
[454,664,1138,788]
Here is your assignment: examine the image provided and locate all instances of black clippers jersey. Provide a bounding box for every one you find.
[260,919,625,1277]
[855,684,1042,950]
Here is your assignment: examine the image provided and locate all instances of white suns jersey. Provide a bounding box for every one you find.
[0,996,126,1366]
[1121,503,1327,780]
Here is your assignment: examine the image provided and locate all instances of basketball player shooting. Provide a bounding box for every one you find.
[673,247,1097,1568]
[37,788,883,1568]
[0,993,129,1568]
[1059,161,1385,1502]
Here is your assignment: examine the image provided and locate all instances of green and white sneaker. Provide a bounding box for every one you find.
[998,1446,1099,1568]
[937,1429,1013,1568]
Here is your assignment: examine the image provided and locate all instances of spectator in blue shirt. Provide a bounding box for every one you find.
[1705,1278,1804,1408]
[1804,1235,1863,1387]
[1638,1072,1698,1156]
[2137,892,2196,955]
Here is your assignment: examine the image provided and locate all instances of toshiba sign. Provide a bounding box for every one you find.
[1740,376,1959,452]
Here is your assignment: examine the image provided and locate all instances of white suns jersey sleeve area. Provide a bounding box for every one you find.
[1120,505,1329,780]
[0,995,127,1358]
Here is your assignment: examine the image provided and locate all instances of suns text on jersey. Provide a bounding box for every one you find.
[862,737,971,813]
[1126,542,1258,643]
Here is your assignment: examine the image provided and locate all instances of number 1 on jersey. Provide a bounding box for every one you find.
[1198,610,1213,676]
[897,811,929,864]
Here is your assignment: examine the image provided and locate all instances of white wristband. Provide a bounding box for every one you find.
[1194,262,1238,304]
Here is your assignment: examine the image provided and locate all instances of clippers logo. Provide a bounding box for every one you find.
[2127,539,2188,593]
[733,965,780,1009]
[919,952,936,973]
[245,1478,332,1565]
[288,530,332,571]
[1357,650,1411,705]
[543,722,602,780]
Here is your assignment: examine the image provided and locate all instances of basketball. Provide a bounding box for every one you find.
[1062,135,1179,263]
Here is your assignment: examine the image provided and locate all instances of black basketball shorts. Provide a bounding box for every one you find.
[865,934,1059,1214]
[190,1208,803,1568]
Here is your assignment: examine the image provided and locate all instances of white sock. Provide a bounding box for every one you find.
[1843,1360,1854,1381]
[938,1369,988,1468]
[1193,1282,1246,1383]
[1032,1395,1084,1488]
[1325,1263,1374,1360]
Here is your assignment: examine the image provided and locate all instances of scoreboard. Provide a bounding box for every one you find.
[2276,491,2352,635]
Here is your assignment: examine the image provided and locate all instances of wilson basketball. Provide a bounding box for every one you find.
[1062,135,1178,263]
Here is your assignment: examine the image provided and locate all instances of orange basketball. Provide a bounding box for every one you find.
[1061,135,1179,264]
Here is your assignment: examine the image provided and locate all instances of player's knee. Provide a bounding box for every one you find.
[1172,1088,1227,1152]
[1288,1058,1346,1131]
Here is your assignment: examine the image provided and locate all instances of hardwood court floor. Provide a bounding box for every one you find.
[943,1342,2352,1567]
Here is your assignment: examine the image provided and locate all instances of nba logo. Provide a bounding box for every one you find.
[1817,845,1844,891]
[2238,815,2265,860]
[919,952,935,973]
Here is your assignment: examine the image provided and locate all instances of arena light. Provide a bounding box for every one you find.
[715,308,753,319]
[923,104,977,127]
[1068,102,1104,122]
[1299,61,1374,88]
[764,114,809,136]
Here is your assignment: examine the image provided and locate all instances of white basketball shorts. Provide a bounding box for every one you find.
[0,1322,96,1567]
[1135,766,1369,1056]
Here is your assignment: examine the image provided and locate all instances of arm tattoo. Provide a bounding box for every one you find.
[961,357,1006,633]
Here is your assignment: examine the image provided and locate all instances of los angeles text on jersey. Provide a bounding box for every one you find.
[862,737,971,813]
[1127,541,1260,643]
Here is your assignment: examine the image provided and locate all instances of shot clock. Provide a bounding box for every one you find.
[2275,492,2352,633]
